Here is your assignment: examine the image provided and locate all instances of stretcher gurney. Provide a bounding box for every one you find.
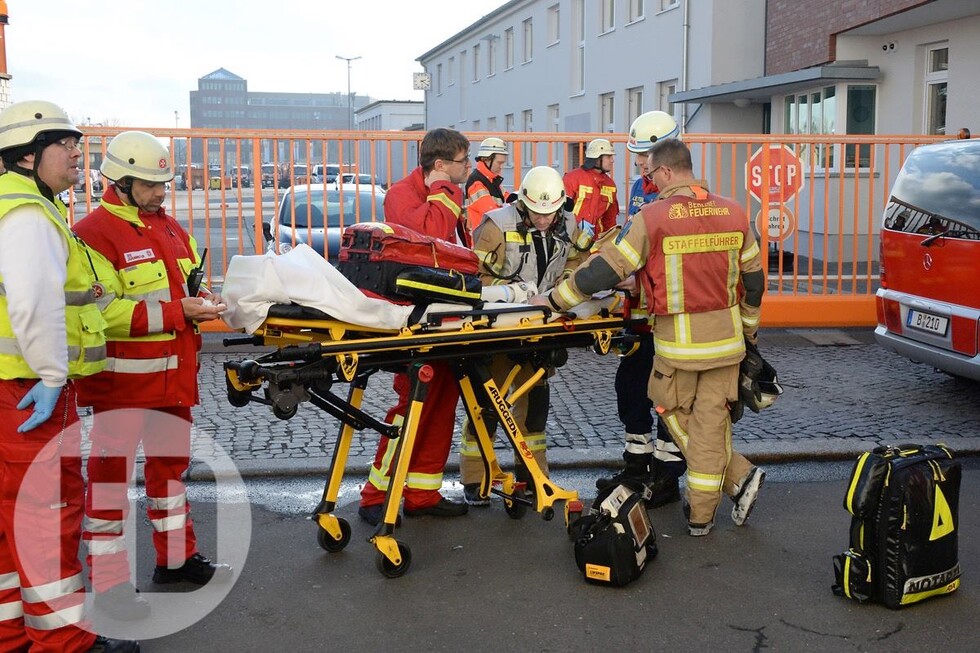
[223,301,639,577]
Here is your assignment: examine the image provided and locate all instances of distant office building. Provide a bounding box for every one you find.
[354,100,424,185]
[188,68,372,165]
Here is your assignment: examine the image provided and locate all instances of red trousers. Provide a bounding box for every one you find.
[84,406,197,591]
[0,380,96,653]
[360,363,458,511]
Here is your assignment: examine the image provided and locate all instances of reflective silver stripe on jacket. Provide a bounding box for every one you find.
[0,340,108,364]
[146,302,165,333]
[104,355,179,374]
[0,282,95,306]
[128,288,173,304]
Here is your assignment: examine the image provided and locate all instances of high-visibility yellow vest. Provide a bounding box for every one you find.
[0,174,107,379]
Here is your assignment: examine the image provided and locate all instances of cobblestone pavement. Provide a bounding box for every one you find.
[188,327,980,477]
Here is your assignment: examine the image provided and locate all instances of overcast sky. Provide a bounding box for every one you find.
[5,0,504,128]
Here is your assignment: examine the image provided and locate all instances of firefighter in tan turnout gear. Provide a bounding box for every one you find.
[534,139,767,536]
[460,166,587,505]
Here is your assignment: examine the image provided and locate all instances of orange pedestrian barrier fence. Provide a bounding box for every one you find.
[66,128,947,331]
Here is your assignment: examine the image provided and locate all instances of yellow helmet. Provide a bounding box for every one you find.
[627,111,679,153]
[585,138,615,159]
[518,166,566,214]
[477,137,508,158]
[101,131,174,183]
[0,100,81,153]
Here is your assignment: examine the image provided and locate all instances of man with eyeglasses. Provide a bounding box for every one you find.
[0,100,138,652]
[358,127,472,525]
[535,138,767,538]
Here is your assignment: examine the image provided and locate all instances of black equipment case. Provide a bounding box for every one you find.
[832,444,960,608]
[337,222,482,305]
[571,483,657,587]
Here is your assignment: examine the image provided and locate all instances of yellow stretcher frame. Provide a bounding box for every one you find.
[224,303,638,577]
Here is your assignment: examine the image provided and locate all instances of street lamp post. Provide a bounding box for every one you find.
[336,54,361,166]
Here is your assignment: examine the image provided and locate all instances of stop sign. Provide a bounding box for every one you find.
[745,145,804,203]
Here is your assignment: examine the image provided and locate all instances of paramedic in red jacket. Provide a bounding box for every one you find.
[563,138,619,235]
[73,132,231,621]
[358,128,472,525]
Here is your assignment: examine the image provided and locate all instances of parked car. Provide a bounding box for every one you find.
[263,184,385,261]
[231,165,252,188]
[336,173,383,192]
[261,163,280,189]
[874,137,980,381]
[311,164,342,184]
[291,164,310,187]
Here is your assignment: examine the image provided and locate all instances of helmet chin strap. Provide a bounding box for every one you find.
[116,178,152,213]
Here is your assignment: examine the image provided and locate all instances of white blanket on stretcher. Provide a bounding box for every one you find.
[221,245,434,333]
[221,244,621,334]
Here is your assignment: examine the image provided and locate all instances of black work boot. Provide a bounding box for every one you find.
[645,463,681,508]
[88,635,140,652]
[595,452,654,492]
[152,553,233,585]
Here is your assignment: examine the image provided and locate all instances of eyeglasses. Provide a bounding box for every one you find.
[650,165,667,176]
[54,137,83,152]
[446,156,471,166]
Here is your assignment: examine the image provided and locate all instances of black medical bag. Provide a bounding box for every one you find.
[832,443,960,609]
[571,483,657,587]
[337,222,482,305]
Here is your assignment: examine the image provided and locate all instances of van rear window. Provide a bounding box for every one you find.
[884,140,980,238]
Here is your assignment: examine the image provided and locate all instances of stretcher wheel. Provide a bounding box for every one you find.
[316,518,351,553]
[272,403,298,420]
[541,507,555,521]
[376,541,412,578]
[504,488,528,520]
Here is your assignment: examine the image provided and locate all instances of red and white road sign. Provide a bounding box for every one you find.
[746,145,804,204]
[754,205,796,242]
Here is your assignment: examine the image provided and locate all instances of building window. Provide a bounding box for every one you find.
[488,116,497,132]
[658,79,677,117]
[436,63,443,95]
[600,92,615,132]
[627,86,644,124]
[600,0,615,33]
[628,0,644,23]
[660,0,678,10]
[846,85,876,168]
[522,18,533,63]
[548,4,560,45]
[784,84,877,169]
[548,104,561,163]
[487,36,497,76]
[523,109,534,164]
[505,28,515,69]
[925,45,948,135]
[472,119,480,131]
[472,44,481,81]
[505,114,515,159]
[448,57,455,86]
[572,0,585,92]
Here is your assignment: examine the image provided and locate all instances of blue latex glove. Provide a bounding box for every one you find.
[16,381,63,433]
